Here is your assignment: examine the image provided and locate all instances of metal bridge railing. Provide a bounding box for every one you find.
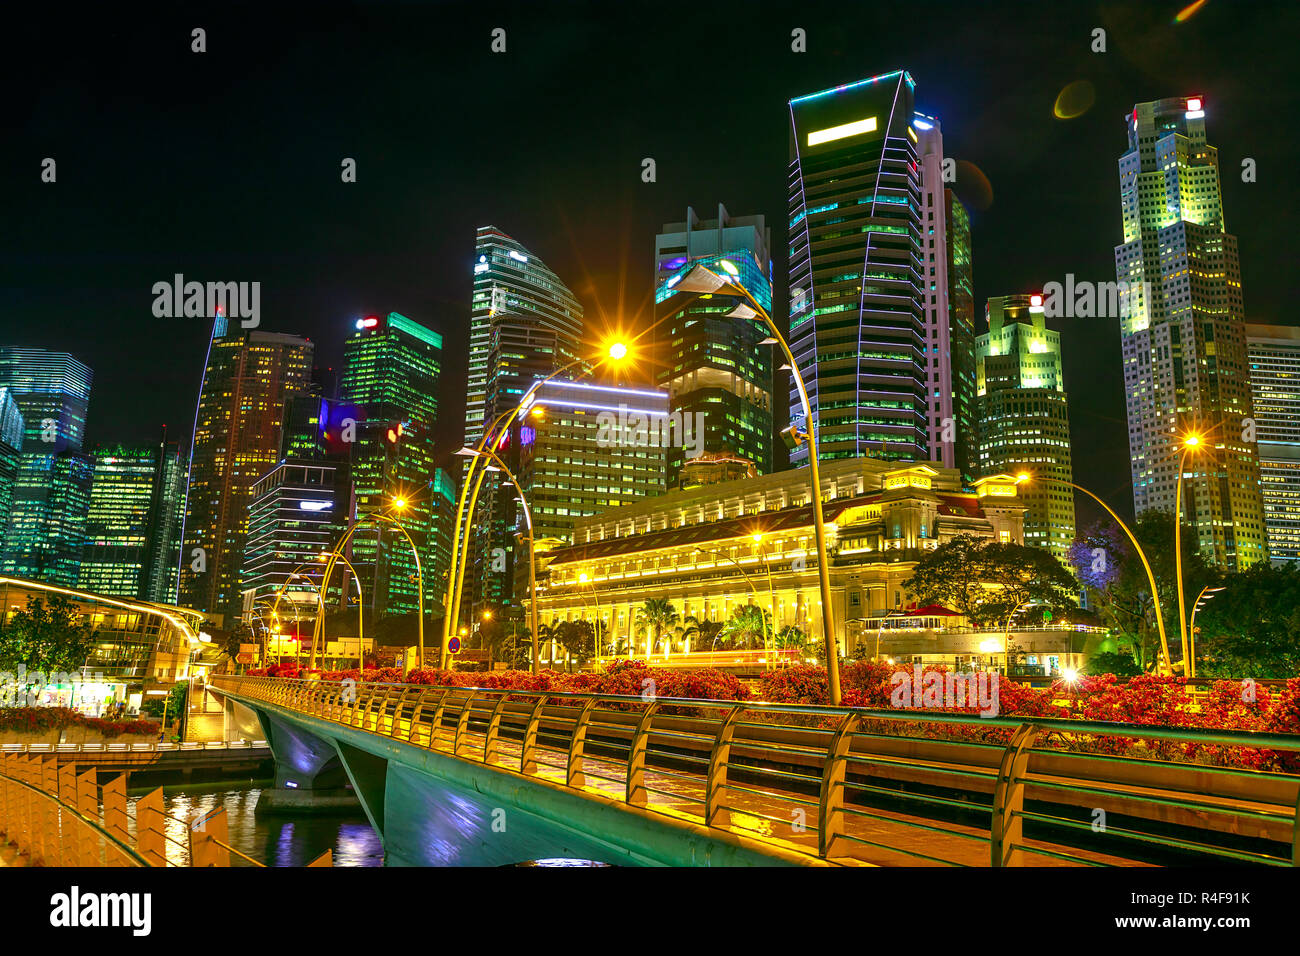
[211,674,1300,867]
[0,751,326,868]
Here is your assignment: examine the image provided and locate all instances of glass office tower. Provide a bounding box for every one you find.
[654,205,774,484]
[787,71,927,465]
[0,348,95,586]
[341,311,446,617]
[976,295,1076,562]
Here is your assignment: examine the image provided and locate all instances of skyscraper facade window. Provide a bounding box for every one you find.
[79,437,185,602]
[0,348,95,586]
[341,311,446,617]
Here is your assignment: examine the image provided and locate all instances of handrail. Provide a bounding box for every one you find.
[211,674,1300,868]
[0,760,148,866]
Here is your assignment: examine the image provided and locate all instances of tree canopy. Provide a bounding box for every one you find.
[904,534,1078,627]
[0,595,97,676]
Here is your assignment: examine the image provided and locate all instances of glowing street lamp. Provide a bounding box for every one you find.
[1187,584,1225,678]
[1017,471,1173,675]
[670,262,841,702]
[442,341,634,668]
[1174,432,1205,672]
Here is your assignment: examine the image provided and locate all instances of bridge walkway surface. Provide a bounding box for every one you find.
[210,676,1300,868]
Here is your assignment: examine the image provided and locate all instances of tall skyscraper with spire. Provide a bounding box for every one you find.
[179,327,313,622]
[1114,95,1266,569]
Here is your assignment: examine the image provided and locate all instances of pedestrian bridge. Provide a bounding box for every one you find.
[208,675,1300,868]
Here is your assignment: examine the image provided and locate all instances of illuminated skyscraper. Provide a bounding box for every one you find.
[341,311,446,617]
[1245,323,1300,563]
[0,388,25,531]
[1114,96,1266,569]
[79,435,185,602]
[179,328,313,622]
[465,227,583,448]
[945,190,978,484]
[519,378,669,544]
[0,349,95,586]
[976,295,1075,562]
[654,205,773,482]
[787,71,927,465]
[463,230,582,619]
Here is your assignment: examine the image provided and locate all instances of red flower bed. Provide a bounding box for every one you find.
[0,707,157,738]
[245,662,1300,771]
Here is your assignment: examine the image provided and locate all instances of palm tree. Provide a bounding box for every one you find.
[720,605,770,651]
[674,615,703,655]
[538,621,559,668]
[634,598,680,656]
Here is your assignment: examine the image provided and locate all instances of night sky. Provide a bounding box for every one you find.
[3,0,1297,529]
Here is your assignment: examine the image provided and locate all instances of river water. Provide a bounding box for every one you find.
[127,782,384,867]
[128,781,610,866]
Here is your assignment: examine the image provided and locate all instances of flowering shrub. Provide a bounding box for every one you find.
[248,662,1300,771]
[0,707,157,738]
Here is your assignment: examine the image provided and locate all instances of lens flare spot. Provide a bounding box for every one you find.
[1174,0,1209,23]
[1053,80,1096,120]
[953,160,993,211]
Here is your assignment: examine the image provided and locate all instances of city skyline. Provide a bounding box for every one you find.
[5,3,1298,531]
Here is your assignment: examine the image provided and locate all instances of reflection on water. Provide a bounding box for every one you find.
[126,783,384,867]
[512,858,612,867]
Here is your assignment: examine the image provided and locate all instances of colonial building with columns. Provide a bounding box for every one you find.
[533,458,1025,658]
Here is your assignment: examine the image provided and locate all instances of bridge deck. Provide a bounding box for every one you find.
[212,677,1300,868]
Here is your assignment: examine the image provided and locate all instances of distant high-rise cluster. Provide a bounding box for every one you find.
[3,66,1292,670]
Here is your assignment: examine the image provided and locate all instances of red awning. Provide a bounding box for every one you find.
[905,604,961,617]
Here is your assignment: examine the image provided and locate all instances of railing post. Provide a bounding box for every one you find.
[41,757,58,865]
[405,688,433,744]
[566,698,600,788]
[102,773,129,849]
[135,787,167,867]
[189,806,230,867]
[427,690,451,749]
[520,696,547,774]
[625,702,659,807]
[77,767,99,866]
[990,723,1038,867]
[705,705,745,827]
[483,696,509,765]
[454,691,478,757]
[390,686,418,740]
[818,713,860,859]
